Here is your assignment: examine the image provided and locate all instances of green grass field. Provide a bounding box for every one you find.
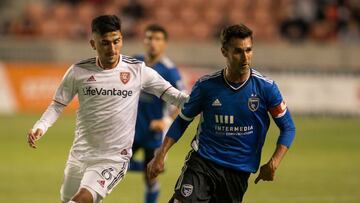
[1,114,360,203]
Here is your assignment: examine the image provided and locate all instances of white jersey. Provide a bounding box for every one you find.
[33,55,187,163]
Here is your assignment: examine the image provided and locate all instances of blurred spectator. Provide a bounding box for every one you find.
[340,17,360,43]
[280,19,309,43]
[41,2,73,39]
[70,1,96,39]
[8,2,46,38]
[2,0,360,43]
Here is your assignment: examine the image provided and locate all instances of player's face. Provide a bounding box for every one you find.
[222,37,253,73]
[91,31,122,68]
[144,31,166,58]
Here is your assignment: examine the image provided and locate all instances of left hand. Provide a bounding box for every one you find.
[255,159,278,184]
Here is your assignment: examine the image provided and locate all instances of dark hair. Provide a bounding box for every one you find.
[220,24,253,48]
[91,15,121,35]
[145,24,168,40]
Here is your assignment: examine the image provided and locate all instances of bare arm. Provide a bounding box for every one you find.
[255,144,288,184]
[147,136,176,179]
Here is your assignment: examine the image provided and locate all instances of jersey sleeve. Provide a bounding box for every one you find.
[53,66,77,106]
[179,80,203,121]
[141,64,172,97]
[33,101,66,134]
[141,64,188,108]
[266,82,296,147]
[266,82,287,118]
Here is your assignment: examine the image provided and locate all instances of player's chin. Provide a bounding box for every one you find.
[107,55,118,63]
[236,64,249,70]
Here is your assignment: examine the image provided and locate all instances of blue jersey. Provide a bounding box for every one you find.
[170,69,295,173]
[134,55,184,149]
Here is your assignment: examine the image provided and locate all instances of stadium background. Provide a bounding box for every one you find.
[0,0,359,202]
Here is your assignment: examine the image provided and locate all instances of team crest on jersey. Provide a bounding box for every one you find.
[181,184,193,197]
[248,94,260,112]
[120,72,130,84]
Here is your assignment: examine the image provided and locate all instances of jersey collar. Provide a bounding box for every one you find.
[95,55,122,71]
[222,68,251,91]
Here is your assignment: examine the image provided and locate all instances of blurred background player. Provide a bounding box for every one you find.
[27,15,188,203]
[129,24,185,203]
[148,24,296,203]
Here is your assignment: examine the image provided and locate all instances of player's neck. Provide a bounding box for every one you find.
[225,67,250,83]
[145,54,162,67]
[98,56,119,70]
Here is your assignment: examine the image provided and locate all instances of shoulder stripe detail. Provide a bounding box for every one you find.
[122,55,142,62]
[179,111,194,121]
[251,69,274,84]
[76,58,96,65]
[199,70,222,82]
[252,69,262,75]
[122,58,142,64]
[251,74,273,84]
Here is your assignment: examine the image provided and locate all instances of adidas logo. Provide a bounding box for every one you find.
[97,180,105,188]
[212,99,222,107]
[87,75,96,82]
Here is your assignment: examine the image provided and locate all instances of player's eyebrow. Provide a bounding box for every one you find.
[114,36,122,40]
[101,37,121,43]
[234,46,252,52]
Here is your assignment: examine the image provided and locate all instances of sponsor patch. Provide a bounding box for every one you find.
[181,184,193,197]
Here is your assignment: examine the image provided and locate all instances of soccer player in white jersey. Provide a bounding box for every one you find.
[26,15,188,203]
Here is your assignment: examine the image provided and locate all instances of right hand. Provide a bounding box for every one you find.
[147,152,165,180]
[27,128,43,149]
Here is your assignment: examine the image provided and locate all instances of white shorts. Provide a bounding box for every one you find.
[60,157,128,202]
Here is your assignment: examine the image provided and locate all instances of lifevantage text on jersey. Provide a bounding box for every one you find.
[82,86,133,98]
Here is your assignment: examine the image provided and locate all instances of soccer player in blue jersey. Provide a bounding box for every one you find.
[147,24,296,203]
[129,24,184,203]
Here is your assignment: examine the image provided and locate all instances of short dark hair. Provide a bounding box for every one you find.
[220,24,253,48]
[145,24,168,40]
[91,15,121,35]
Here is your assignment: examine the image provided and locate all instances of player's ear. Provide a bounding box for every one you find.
[90,39,96,50]
[221,47,228,57]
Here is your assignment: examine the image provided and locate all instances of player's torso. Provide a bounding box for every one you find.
[195,70,272,171]
[70,56,143,161]
[202,77,269,137]
[75,62,140,111]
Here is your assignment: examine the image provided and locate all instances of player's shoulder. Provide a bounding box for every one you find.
[251,68,274,86]
[122,55,143,64]
[74,57,97,69]
[198,70,222,84]
[159,56,176,70]
[133,54,145,62]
